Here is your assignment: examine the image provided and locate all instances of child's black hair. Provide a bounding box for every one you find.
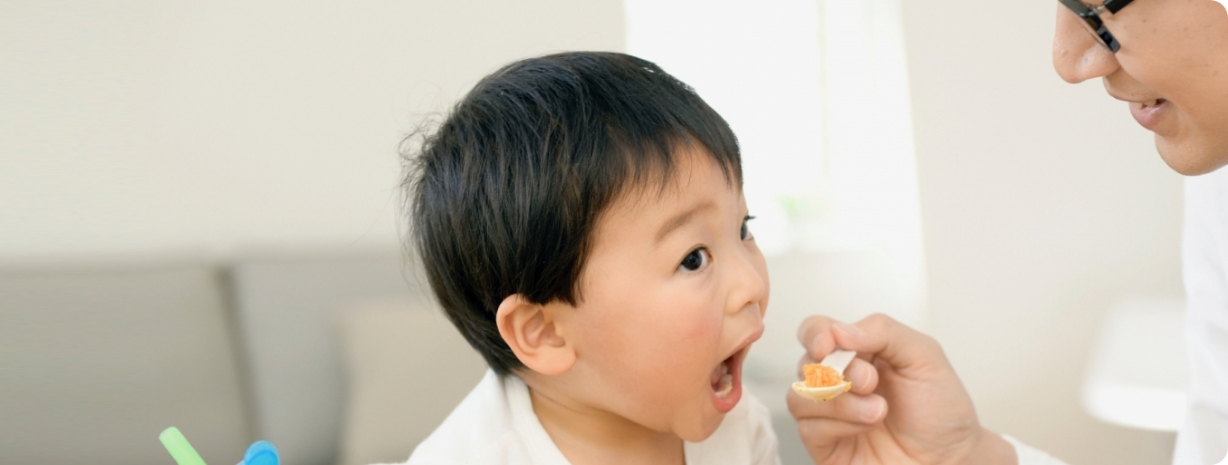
[403,51,742,375]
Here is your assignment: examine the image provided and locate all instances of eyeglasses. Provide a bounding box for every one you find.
[1057,0,1136,53]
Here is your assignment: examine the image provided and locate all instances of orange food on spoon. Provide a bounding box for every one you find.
[793,350,855,402]
[803,363,843,388]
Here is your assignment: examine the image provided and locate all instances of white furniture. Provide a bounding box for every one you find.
[1082,299,1188,432]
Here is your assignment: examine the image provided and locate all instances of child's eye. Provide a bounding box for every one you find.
[740,215,756,240]
[678,247,710,272]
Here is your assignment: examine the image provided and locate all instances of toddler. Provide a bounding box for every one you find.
[400,52,778,465]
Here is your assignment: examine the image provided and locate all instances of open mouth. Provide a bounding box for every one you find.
[708,346,748,413]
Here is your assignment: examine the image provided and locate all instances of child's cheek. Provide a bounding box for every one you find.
[673,300,724,351]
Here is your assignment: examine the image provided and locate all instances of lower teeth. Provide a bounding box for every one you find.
[715,374,733,398]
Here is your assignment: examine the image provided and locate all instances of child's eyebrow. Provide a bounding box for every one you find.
[654,201,716,243]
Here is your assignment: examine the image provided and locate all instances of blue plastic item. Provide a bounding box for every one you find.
[241,440,279,465]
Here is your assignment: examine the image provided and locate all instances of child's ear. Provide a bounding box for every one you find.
[495,294,575,376]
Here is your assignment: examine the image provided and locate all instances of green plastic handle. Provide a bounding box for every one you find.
[159,427,207,465]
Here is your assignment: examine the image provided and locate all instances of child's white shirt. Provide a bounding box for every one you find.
[392,369,781,465]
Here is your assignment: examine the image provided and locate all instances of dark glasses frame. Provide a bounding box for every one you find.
[1057,0,1137,53]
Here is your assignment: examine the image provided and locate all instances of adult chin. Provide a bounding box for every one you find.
[1155,134,1228,176]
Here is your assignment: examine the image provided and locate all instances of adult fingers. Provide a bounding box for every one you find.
[846,357,878,395]
[786,388,888,427]
[832,313,947,374]
[797,314,838,360]
[787,389,887,454]
[795,417,878,451]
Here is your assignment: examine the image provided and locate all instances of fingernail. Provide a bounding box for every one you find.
[834,322,864,341]
[862,397,884,421]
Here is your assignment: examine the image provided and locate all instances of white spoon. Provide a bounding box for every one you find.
[791,350,856,402]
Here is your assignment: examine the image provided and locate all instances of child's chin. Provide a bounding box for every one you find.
[674,412,728,443]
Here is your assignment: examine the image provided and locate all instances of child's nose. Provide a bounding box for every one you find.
[726,252,768,316]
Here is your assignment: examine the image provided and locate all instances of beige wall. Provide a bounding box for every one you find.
[0,1,623,260]
[5,0,1189,462]
[902,2,1185,464]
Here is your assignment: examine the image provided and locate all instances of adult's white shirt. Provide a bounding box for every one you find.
[1175,167,1228,464]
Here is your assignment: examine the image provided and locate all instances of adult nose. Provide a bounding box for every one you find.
[1052,5,1120,83]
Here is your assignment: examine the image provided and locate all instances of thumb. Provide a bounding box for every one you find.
[832,313,947,373]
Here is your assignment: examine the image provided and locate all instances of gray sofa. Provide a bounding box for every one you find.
[1,249,485,465]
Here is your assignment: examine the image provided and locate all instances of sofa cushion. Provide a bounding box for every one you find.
[0,261,250,465]
[336,301,486,465]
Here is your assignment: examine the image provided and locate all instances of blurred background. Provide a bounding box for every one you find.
[1,1,1184,464]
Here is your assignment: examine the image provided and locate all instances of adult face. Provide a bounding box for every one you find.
[1053,0,1228,175]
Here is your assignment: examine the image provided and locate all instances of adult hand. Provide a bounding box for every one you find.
[787,314,1017,465]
